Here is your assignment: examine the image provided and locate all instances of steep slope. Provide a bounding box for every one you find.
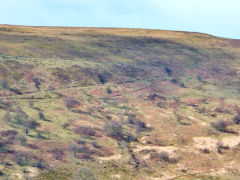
[0,25,240,179]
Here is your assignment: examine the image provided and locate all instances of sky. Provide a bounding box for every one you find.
[0,0,239,39]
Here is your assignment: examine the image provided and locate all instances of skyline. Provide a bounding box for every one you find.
[0,0,239,39]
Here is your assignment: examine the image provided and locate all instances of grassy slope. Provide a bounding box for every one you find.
[0,25,240,179]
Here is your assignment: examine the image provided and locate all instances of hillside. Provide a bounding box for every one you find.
[0,25,240,180]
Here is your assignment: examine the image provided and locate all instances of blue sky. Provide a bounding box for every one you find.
[0,0,239,39]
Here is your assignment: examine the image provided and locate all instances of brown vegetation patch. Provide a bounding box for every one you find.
[74,126,102,137]
[229,39,240,48]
